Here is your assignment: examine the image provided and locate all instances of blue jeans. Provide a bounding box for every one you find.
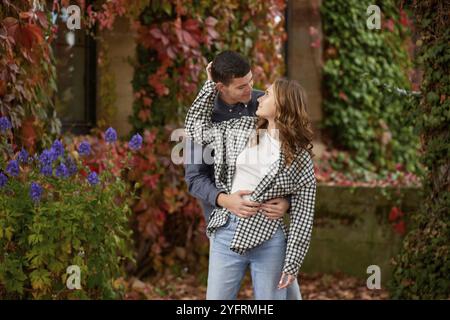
[206,214,302,300]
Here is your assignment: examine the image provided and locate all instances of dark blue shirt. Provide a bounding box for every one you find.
[184,89,264,222]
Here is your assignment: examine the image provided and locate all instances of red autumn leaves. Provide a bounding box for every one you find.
[389,206,406,236]
[1,10,48,63]
[0,3,55,121]
[136,15,220,103]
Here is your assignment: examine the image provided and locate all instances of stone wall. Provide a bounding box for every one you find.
[99,17,135,136]
[287,0,324,157]
[302,185,422,284]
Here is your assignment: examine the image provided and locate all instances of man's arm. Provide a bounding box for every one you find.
[184,139,261,217]
[184,138,224,207]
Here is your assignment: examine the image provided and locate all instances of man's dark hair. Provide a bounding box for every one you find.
[211,51,251,86]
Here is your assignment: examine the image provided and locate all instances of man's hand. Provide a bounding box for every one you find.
[217,190,261,218]
[260,198,290,220]
[206,61,213,81]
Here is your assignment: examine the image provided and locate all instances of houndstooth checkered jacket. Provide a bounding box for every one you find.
[185,80,316,276]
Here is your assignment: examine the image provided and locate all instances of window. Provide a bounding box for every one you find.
[53,18,96,134]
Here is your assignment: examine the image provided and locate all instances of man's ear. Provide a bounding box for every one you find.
[216,82,225,92]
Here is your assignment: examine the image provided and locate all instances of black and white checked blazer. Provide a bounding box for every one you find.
[185,80,316,276]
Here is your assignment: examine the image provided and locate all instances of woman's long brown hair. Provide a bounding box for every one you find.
[255,78,314,165]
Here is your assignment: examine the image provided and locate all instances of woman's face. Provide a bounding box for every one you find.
[256,85,277,120]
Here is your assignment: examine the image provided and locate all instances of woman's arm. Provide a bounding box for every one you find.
[185,80,221,146]
[282,152,317,277]
[185,80,256,153]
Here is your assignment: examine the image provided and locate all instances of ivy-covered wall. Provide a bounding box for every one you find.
[0,1,61,152]
[321,0,419,175]
[129,0,286,131]
[390,0,449,299]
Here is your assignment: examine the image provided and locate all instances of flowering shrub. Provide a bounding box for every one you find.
[67,128,208,278]
[0,118,139,299]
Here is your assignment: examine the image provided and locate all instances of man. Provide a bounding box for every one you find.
[184,51,301,300]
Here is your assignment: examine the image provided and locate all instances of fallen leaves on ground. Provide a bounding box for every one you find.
[119,271,389,300]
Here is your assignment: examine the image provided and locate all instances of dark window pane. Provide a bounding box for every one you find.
[53,11,96,134]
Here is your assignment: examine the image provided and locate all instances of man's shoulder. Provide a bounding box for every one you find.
[252,89,264,98]
[247,89,264,111]
[250,89,264,106]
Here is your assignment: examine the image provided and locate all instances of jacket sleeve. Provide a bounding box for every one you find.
[282,152,317,276]
[185,79,252,144]
[185,80,221,146]
[184,138,225,207]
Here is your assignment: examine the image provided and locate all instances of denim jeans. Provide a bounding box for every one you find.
[206,214,302,300]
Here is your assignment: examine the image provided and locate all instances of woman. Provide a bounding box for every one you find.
[185,64,316,300]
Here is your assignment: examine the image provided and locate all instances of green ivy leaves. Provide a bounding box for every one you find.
[390,0,450,300]
[321,0,420,175]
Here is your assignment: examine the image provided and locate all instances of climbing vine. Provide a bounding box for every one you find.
[321,0,419,175]
[129,0,286,130]
[0,0,61,152]
[390,0,449,299]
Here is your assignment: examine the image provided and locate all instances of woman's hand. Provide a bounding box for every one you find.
[216,190,261,218]
[206,61,213,81]
[261,198,289,220]
[278,273,296,289]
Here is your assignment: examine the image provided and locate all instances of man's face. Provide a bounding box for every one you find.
[217,71,253,104]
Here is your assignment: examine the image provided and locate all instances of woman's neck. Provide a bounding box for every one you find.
[266,120,278,140]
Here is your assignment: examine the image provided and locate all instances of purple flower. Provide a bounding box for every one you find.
[0,116,12,133]
[65,156,78,176]
[6,160,19,177]
[39,149,57,166]
[0,172,7,188]
[51,140,65,158]
[128,133,143,151]
[18,148,29,164]
[30,182,43,202]
[55,163,69,178]
[78,141,91,156]
[105,127,117,143]
[87,172,99,185]
[40,164,53,177]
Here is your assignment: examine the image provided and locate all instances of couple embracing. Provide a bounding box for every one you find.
[184,51,316,300]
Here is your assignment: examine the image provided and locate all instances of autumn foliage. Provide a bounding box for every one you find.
[125,0,287,277]
[0,0,61,151]
[2,0,287,279]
